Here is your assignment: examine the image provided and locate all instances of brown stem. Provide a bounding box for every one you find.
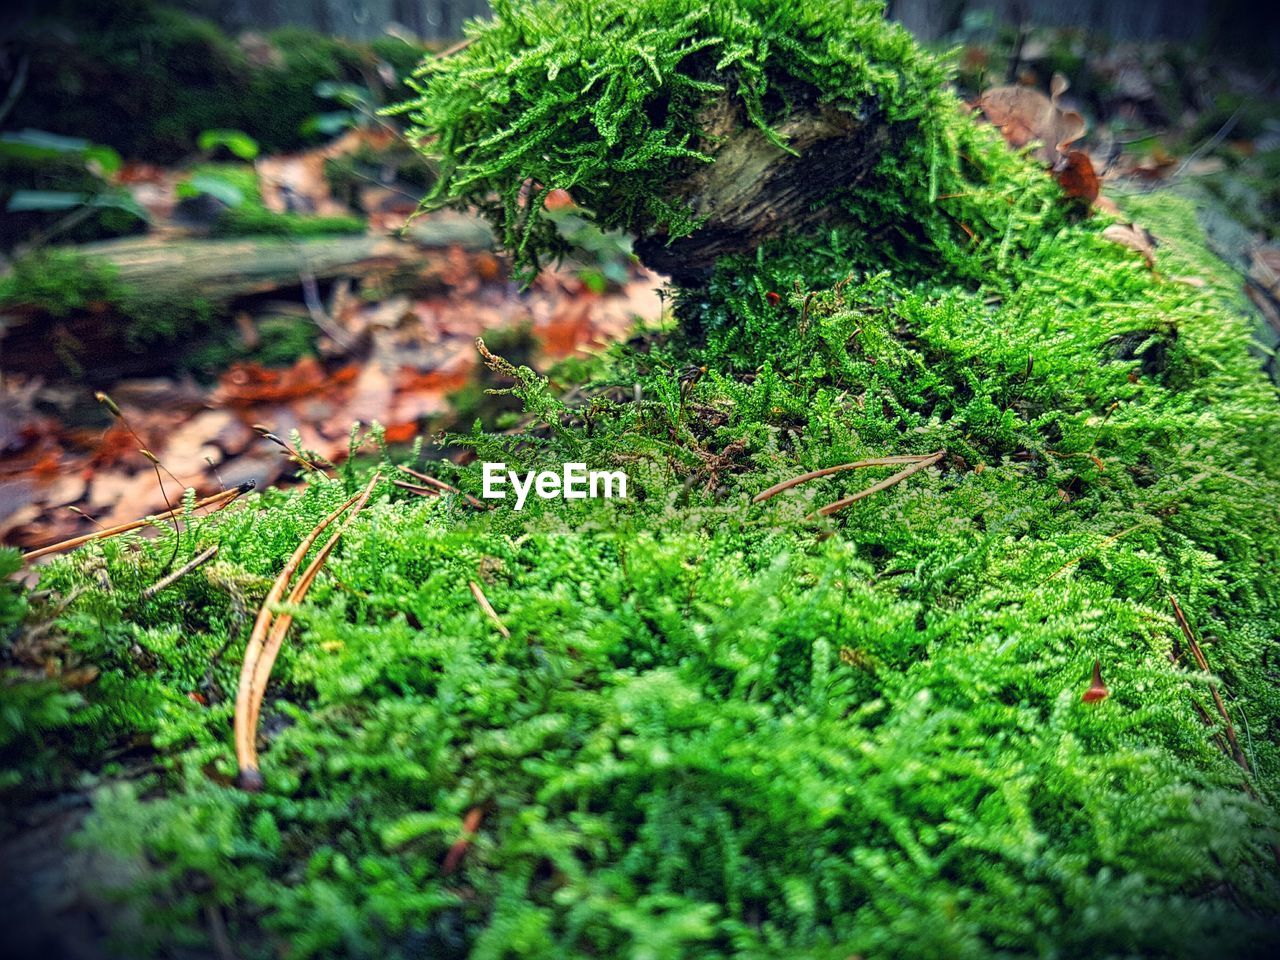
[1169,594,1250,775]
[441,805,486,876]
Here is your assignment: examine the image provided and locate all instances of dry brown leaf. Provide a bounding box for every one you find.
[1102,223,1158,269]
[1053,150,1100,203]
[1092,195,1122,217]
[978,72,1086,165]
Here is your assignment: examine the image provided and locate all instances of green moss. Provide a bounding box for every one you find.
[183,163,366,238]
[0,248,124,317]
[6,3,1280,957]
[0,151,147,251]
[0,249,217,375]
[395,0,1062,283]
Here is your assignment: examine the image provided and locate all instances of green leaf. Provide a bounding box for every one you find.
[301,111,356,137]
[6,190,147,220]
[0,129,90,155]
[178,175,245,208]
[197,129,260,161]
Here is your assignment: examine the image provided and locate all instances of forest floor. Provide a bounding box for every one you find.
[2,11,1280,957]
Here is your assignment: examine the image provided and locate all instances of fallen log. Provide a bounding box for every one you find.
[72,214,494,302]
[0,215,494,380]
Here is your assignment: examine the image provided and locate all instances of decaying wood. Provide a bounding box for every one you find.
[632,95,897,284]
[74,214,493,303]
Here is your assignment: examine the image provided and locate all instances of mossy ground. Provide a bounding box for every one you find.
[3,2,1280,958]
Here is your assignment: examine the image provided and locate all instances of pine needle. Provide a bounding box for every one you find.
[398,465,487,509]
[22,483,252,563]
[469,580,511,639]
[234,475,379,789]
[808,451,944,519]
[140,545,219,600]
[753,452,943,504]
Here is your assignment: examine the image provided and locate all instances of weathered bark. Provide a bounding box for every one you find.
[632,98,896,285]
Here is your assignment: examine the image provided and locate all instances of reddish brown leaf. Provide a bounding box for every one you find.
[544,188,575,211]
[1053,150,1100,204]
[977,72,1086,166]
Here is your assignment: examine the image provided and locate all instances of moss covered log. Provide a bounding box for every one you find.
[3,1,1280,957]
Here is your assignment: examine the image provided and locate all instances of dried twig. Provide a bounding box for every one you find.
[808,451,944,519]
[299,267,355,351]
[234,476,378,789]
[22,483,252,563]
[441,805,486,876]
[469,581,511,639]
[140,545,219,600]
[398,465,487,509]
[753,453,942,505]
[1169,594,1250,774]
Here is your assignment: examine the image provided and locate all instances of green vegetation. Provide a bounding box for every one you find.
[182,163,367,238]
[6,1,427,163]
[0,130,148,251]
[0,249,218,377]
[5,1,1280,957]
[397,0,1061,282]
